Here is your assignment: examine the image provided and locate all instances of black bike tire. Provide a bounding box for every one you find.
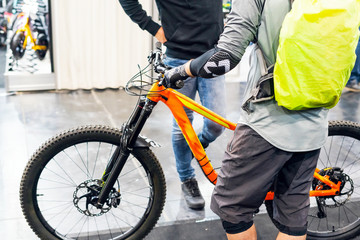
[265,120,360,240]
[20,125,166,240]
[10,31,25,60]
[35,33,48,60]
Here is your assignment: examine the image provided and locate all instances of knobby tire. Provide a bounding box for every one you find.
[20,125,166,240]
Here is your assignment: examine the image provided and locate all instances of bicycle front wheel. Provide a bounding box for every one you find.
[20,125,166,240]
[10,31,26,60]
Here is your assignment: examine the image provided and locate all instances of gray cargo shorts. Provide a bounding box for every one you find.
[211,124,320,231]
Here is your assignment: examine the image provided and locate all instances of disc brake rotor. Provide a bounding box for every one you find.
[73,179,122,217]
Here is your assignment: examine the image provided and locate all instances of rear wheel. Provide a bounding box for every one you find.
[20,125,166,240]
[35,33,48,60]
[265,120,360,240]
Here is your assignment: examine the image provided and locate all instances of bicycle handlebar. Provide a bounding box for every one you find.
[148,42,185,89]
[148,42,166,73]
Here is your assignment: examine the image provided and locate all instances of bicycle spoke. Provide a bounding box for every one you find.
[74,145,92,178]
[111,211,136,229]
[54,203,80,235]
[316,212,321,232]
[109,211,126,235]
[121,190,151,199]
[325,207,330,232]
[343,204,360,219]
[119,176,149,187]
[39,201,73,216]
[37,177,76,188]
[62,149,91,178]
[104,213,114,239]
[343,204,351,225]
[121,199,148,210]
[118,164,144,178]
[326,136,334,167]
[340,138,356,169]
[94,217,101,240]
[75,216,88,240]
[49,156,80,186]
[65,213,88,238]
[91,142,101,178]
[334,136,345,167]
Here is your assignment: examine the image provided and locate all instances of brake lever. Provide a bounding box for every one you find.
[156,64,173,87]
[158,74,166,87]
[147,51,155,64]
[154,64,169,74]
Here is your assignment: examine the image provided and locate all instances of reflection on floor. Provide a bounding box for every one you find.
[0,83,359,240]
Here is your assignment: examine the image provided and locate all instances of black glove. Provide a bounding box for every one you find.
[164,64,189,89]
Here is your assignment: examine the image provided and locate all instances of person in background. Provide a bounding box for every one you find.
[118,0,226,210]
[345,28,360,92]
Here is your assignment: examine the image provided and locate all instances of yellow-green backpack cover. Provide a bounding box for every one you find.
[274,0,360,110]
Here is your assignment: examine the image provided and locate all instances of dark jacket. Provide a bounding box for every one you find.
[119,0,224,60]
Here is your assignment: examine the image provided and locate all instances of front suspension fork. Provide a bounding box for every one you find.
[96,98,157,206]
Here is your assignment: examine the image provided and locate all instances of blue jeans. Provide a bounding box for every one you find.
[349,29,360,84]
[164,56,226,182]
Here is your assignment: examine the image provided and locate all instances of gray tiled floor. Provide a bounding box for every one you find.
[0,80,360,240]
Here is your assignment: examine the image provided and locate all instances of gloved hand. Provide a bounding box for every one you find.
[164,64,189,89]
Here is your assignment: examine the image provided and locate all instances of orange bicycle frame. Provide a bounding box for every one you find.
[147,82,341,200]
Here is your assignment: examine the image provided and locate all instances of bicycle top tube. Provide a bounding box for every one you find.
[147,82,237,131]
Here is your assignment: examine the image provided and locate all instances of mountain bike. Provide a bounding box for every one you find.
[20,43,360,240]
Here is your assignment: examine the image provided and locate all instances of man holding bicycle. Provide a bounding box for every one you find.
[118,0,226,210]
[164,0,329,239]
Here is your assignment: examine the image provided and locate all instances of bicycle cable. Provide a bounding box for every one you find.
[125,63,168,97]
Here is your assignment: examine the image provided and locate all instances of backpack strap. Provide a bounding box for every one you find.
[241,45,275,114]
[242,0,294,114]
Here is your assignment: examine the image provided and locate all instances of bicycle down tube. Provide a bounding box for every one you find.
[147,83,236,185]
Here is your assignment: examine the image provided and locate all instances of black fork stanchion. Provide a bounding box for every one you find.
[96,99,157,207]
[101,97,146,182]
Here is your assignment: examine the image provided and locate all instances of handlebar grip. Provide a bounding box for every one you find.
[155,41,161,50]
[174,80,184,89]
